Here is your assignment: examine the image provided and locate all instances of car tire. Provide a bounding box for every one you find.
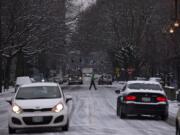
[62,121,69,131]
[8,126,16,134]
[119,106,126,119]
[161,113,168,121]
[116,102,120,116]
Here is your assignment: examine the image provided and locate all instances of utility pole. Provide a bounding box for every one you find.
[175,0,178,19]
[0,0,2,93]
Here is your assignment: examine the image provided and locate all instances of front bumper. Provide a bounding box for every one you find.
[122,102,168,115]
[9,110,68,129]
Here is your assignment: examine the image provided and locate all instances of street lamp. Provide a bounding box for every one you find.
[174,20,180,27]
[169,27,175,34]
[167,0,179,34]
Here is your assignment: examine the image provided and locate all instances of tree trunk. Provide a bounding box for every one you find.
[0,55,2,93]
[0,0,2,92]
[15,51,25,77]
[4,58,12,89]
[177,64,180,89]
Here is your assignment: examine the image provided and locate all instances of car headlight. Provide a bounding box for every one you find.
[12,104,22,114]
[52,103,64,113]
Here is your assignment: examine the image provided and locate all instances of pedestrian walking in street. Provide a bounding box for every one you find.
[89,73,97,90]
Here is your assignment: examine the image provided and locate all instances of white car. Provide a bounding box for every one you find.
[7,82,72,134]
[149,77,164,85]
[176,108,180,135]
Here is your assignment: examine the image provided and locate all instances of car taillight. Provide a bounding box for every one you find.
[125,95,137,101]
[156,96,167,102]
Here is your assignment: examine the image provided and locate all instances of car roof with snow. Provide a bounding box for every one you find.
[127,80,160,85]
[125,80,165,94]
[20,82,59,88]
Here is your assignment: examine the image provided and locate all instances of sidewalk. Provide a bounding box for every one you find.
[0,87,15,96]
[168,100,179,126]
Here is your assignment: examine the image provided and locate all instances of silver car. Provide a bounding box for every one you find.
[176,108,180,135]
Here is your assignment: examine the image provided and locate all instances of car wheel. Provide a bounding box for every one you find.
[119,106,126,119]
[161,113,168,121]
[62,121,69,131]
[116,102,120,116]
[8,126,16,134]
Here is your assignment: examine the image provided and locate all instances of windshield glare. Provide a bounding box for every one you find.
[16,86,61,99]
[128,83,162,90]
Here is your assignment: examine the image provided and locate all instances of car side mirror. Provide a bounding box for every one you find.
[6,97,12,105]
[65,95,72,103]
[115,90,121,94]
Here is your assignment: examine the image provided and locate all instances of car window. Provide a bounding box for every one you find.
[128,83,162,90]
[16,86,61,99]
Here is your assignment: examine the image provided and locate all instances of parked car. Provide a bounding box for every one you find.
[135,77,147,81]
[15,76,32,92]
[63,74,69,83]
[68,74,83,85]
[98,74,112,85]
[7,82,72,134]
[115,80,168,120]
[149,77,164,85]
[176,108,180,135]
[54,77,63,84]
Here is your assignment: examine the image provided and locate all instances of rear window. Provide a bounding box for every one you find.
[16,86,61,100]
[128,83,162,90]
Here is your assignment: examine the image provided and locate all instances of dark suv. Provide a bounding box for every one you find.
[68,74,83,85]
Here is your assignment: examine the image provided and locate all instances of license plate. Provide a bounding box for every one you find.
[32,116,43,123]
[142,97,151,102]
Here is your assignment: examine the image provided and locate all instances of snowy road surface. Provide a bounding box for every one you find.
[0,85,175,135]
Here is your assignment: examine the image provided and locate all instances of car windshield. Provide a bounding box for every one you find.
[16,86,61,99]
[128,83,162,90]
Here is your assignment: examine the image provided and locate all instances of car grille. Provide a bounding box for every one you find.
[23,116,52,125]
[23,108,52,112]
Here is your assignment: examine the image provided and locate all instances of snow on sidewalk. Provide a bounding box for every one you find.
[169,100,179,119]
[0,87,15,96]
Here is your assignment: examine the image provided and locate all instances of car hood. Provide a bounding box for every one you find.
[14,98,63,109]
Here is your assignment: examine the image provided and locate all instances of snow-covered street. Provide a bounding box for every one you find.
[0,85,176,135]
